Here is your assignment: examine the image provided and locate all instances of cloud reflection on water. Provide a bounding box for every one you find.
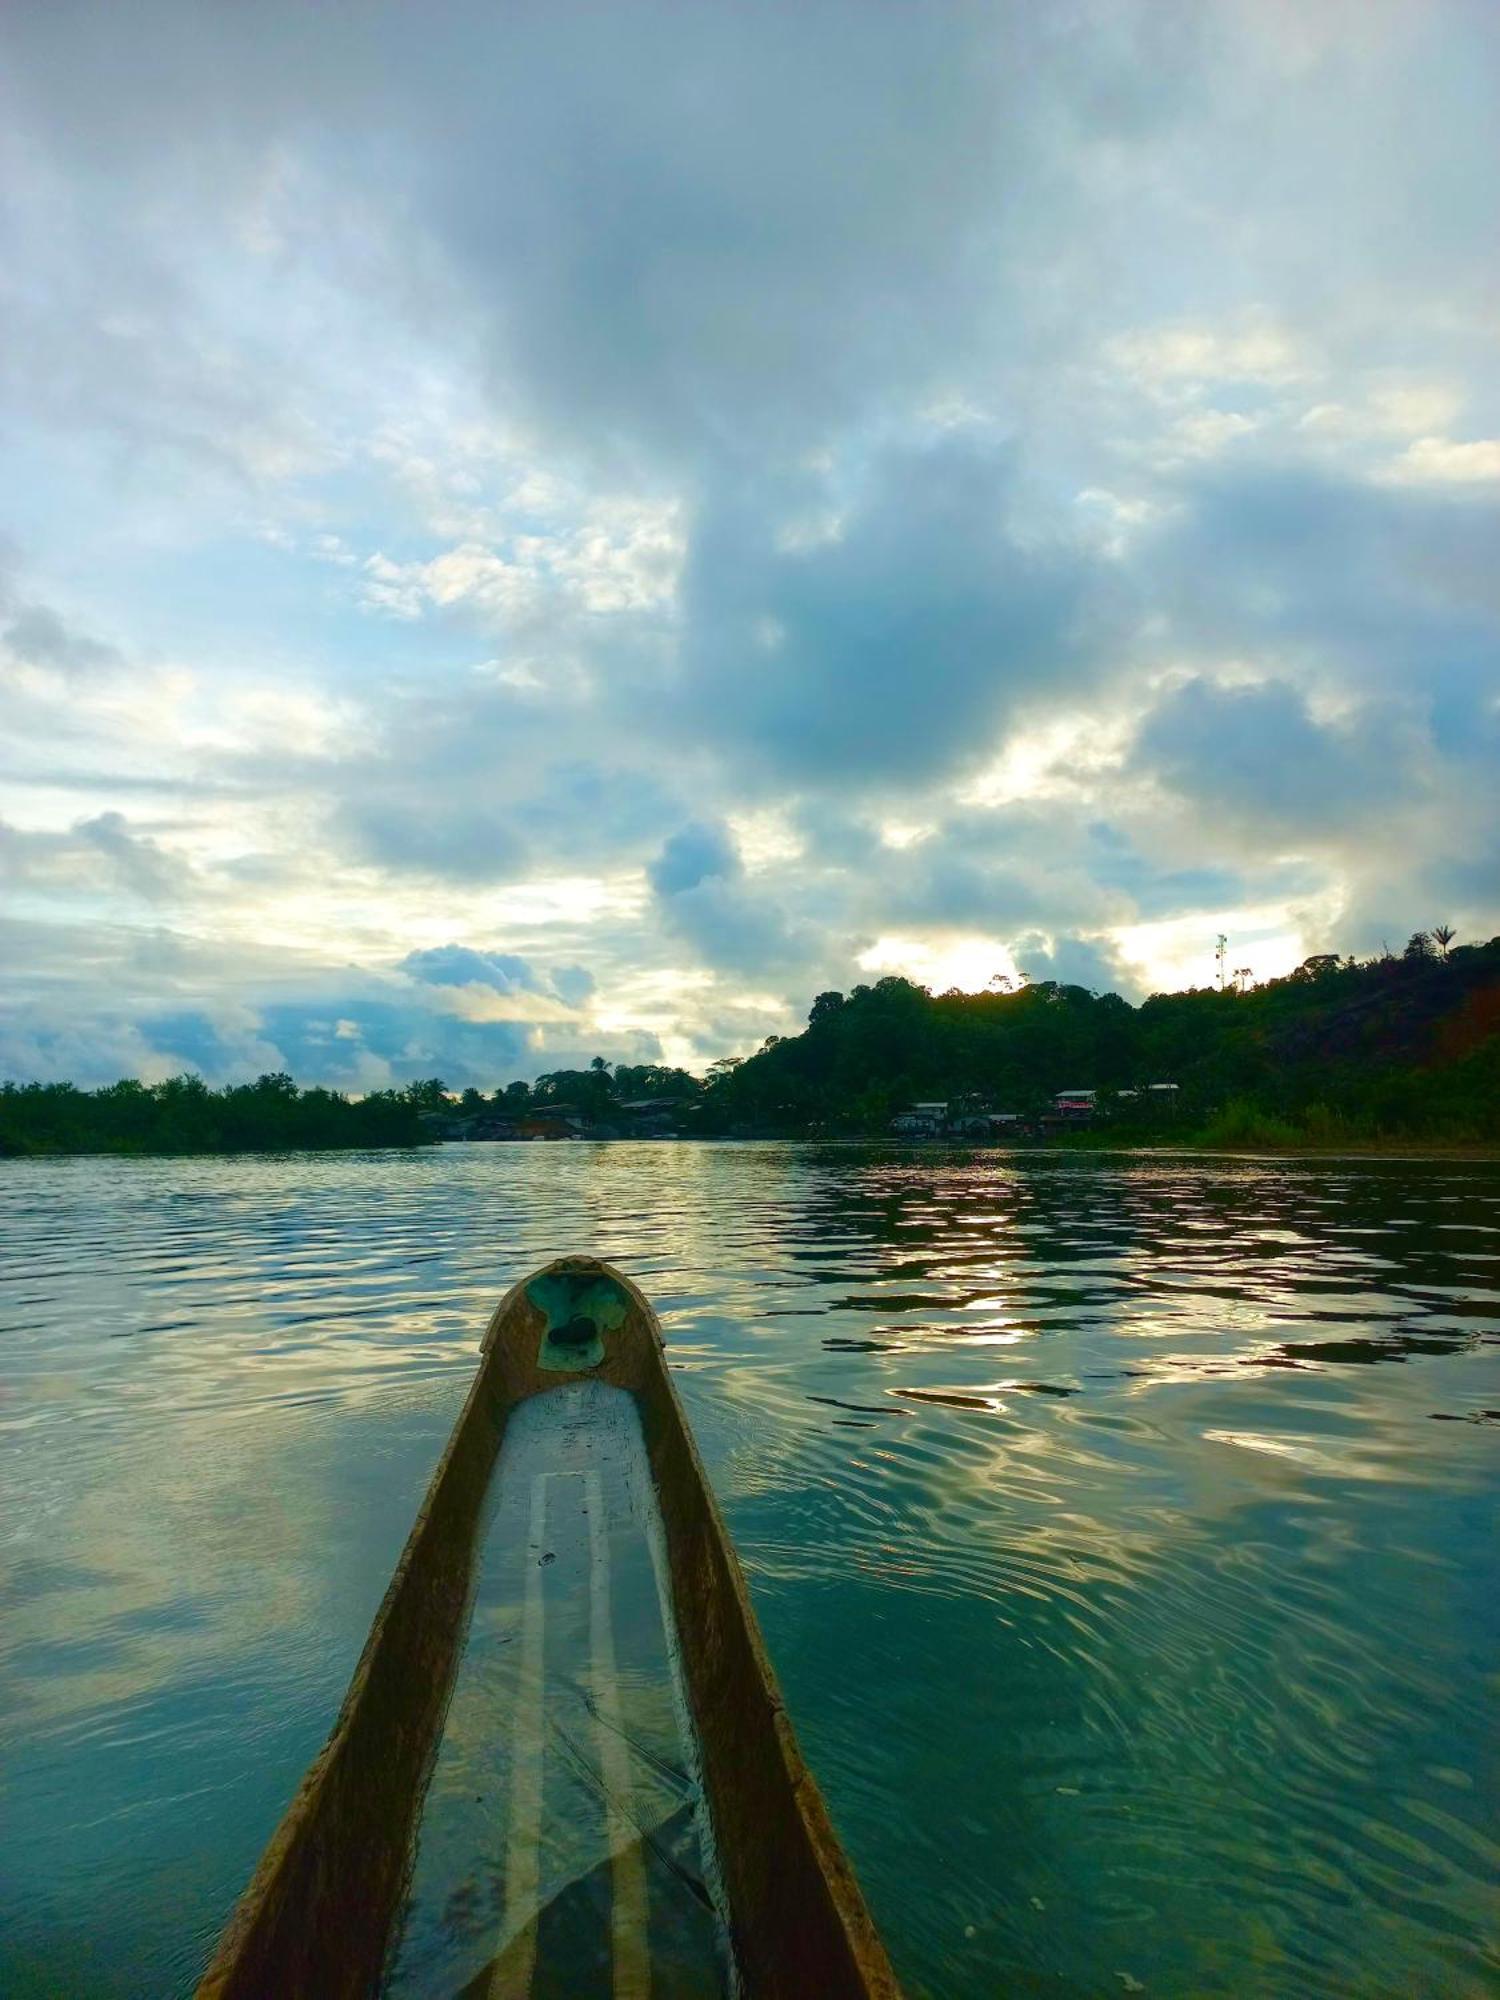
[2,1145,1498,1997]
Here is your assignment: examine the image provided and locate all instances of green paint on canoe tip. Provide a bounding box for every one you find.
[526,1271,631,1372]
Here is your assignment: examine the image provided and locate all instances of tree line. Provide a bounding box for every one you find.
[2,931,1495,1156]
[0,1071,427,1156]
[0,1060,709,1156]
[403,1060,706,1127]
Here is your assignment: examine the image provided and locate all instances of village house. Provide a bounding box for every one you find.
[890,1101,948,1136]
[1052,1089,1097,1118]
[616,1096,683,1136]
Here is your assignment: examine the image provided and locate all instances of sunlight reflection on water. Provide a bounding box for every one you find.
[2,1145,1498,1997]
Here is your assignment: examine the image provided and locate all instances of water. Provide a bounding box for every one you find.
[1,1144,1497,1998]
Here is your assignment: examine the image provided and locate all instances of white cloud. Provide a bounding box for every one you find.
[1379,435,1500,485]
[360,502,683,634]
[1164,409,1262,459]
[858,934,1022,994]
[1106,319,1313,397]
[1297,381,1463,440]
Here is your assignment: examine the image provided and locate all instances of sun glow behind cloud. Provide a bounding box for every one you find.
[858,936,1023,996]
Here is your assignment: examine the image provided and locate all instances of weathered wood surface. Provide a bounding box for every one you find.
[195,1255,900,1999]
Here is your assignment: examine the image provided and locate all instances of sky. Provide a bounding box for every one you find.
[2,0,1497,1091]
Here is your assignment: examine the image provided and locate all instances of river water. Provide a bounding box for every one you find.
[2,1144,1496,1998]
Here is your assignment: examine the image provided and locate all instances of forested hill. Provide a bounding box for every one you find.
[700,936,1500,1143]
[2,935,1496,1155]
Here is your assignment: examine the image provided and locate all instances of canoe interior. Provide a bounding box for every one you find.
[385,1377,728,1996]
[195,1256,899,2000]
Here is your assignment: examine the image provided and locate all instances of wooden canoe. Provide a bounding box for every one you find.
[195,1255,900,1999]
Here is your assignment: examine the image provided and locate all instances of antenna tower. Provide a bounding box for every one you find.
[1215,934,1227,990]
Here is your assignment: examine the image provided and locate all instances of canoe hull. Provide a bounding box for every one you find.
[196,1256,898,1999]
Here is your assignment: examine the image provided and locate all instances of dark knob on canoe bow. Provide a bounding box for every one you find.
[556,1314,598,1347]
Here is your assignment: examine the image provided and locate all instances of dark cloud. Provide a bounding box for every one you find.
[551,964,595,1007]
[522,762,684,867]
[316,666,687,882]
[646,821,739,897]
[0,4,1012,481]
[678,436,1108,786]
[331,751,690,884]
[400,944,592,1016]
[1418,826,1500,926]
[1013,931,1139,999]
[415,6,1043,470]
[258,999,531,1089]
[336,798,529,883]
[0,1,1357,488]
[1143,461,1500,734]
[80,812,191,899]
[1133,676,1417,833]
[139,999,535,1091]
[882,844,1043,934]
[839,802,1101,935]
[3,603,123,678]
[0,810,190,902]
[1083,822,1246,918]
[1081,820,1331,919]
[401,945,540,992]
[646,819,825,975]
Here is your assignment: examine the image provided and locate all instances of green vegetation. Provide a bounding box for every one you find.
[0,1062,709,1157]
[0,1072,427,1156]
[451,1061,704,1127]
[2,935,1496,1157]
[691,932,1500,1146]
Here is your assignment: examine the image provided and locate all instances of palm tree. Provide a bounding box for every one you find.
[1431,923,1456,959]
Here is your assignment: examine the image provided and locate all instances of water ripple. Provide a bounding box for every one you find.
[2,1146,1497,1998]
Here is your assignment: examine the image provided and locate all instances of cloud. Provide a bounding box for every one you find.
[1380,436,1500,487]
[1013,930,1140,999]
[878,827,1045,934]
[257,998,535,1088]
[0,811,192,902]
[677,435,1110,787]
[400,945,540,993]
[645,819,828,978]
[1133,676,1419,836]
[1106,317,1313,395]
[0,0,1496,1077]
[0,919,563,1090]
[397,944,589,1025]
[551,964,595,1006]
[328,749,690,886]
[335,798,529,883]
[3,602,123,679]
[362,506,682,627]
[646,822,739,898]
[1140,460,1500,716]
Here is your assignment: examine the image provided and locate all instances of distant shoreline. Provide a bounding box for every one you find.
[5,1135,1497,1164]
